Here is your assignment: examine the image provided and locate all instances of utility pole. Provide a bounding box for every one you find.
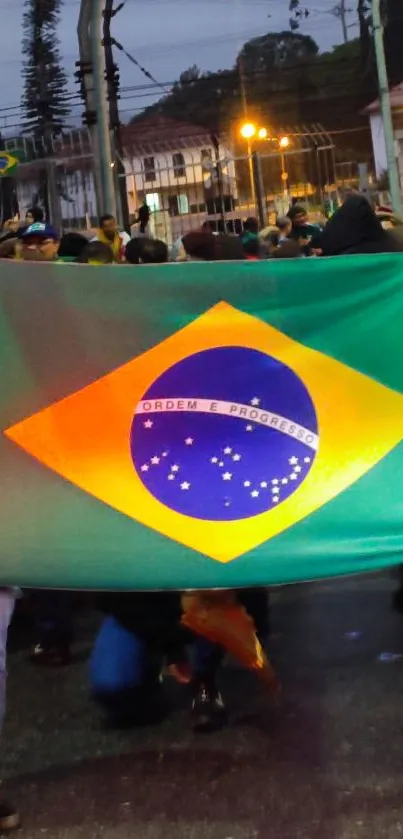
[238,55,256,211]
[77,0,116,217]
[103,0,130,231]
[90,0,116,216]
[330,1,349,44]
[372,0,402,213]
[340,0,348,44]
[211,133,226,233]
[77,0,104,216]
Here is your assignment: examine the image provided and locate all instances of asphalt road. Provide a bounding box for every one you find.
[3,573,403,839]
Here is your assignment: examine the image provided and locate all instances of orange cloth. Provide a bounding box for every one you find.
[181,592,279,694]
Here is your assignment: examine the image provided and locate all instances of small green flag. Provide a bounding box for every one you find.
[0,151,18,176]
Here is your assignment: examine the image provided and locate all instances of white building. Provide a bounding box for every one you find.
[364,84,403,187]
[14,116,237,242]
[122,115,237,243]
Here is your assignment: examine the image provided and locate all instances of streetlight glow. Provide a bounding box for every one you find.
[279,136,290,148]
[240,122,256,140]
[258,127,268,139]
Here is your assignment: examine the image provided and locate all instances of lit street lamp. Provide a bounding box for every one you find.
[239,123,259,208]
[278,136,290,199]
[240,123,257,140]
[239,123,291,210]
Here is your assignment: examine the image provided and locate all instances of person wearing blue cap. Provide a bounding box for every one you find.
[20,222,60,261]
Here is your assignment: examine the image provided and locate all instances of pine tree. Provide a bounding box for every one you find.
[21,0,69,222]
[21,0,69,140]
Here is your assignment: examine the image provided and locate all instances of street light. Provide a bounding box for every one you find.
[240,123,269,141]
[239,124,291,210]
[278,136,290,201]
[240,122,257,140]
[240,123,263,209]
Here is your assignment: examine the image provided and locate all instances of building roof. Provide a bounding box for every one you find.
[363,83,403,114]
[123,114,225,155]
[11,115,229,181]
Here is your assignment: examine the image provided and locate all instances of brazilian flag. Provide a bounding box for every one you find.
[1,255,403,590]
[0,152,19,177]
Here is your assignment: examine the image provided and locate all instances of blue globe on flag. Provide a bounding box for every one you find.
[130,346,319,522]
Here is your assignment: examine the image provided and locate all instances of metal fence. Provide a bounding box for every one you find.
[3,130,96,230]
[3,124,363,238]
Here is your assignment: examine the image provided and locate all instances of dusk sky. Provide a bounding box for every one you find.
[0,0,359,129]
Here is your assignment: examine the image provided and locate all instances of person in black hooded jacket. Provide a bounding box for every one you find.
[316,195,403,257]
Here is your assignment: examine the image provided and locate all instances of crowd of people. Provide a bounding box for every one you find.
[1,191,403,829]
[1,193,402,269]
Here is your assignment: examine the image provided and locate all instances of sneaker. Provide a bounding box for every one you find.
[191,681,227,733]
[30,642,72,667]
[0,801,20,831]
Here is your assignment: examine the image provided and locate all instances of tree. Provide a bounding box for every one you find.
[238,30,318,76]
[21,0,69,220]
[140,65,238,133]
[306,38,372,131]
[134,31,355,129]
[21,0,69,139]
[141,31,321,132]
[175,66,202,87]
[384,0,403,86]
[351,0,403,90]
[236,31,319,126]
[291,0,403,86]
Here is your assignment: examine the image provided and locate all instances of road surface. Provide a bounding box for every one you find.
[3,573,403,839]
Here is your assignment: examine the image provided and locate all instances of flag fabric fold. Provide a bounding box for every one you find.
[181,592,279,692]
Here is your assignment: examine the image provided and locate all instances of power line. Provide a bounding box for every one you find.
[0,80,373,131]
[0,73,372,124]
[110,40,171,96]
[117,27,281,57]
[0,66,374,123]
[0,35,376,125]
[112,52,367,97]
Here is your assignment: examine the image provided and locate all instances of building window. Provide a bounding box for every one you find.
[201,148,213,165]
[168,194,189,216]
[190,202,206,214]
[145,192,160,212]
[190,204,198,214]
[172,152,186,178]
[143,156,156,182]
[177,194,189,214]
